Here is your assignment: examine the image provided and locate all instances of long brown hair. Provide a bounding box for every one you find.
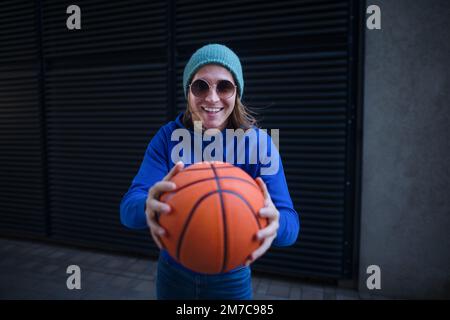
[182,95,258,130]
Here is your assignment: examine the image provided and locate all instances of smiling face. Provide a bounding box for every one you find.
[188,64,237,131]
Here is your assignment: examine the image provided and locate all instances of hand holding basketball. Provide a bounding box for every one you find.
[145,161,185,249]
[245,177,280,266]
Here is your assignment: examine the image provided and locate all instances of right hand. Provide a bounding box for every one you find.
[145,161,184,249]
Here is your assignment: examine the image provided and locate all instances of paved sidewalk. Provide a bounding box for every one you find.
[0,237,368,300]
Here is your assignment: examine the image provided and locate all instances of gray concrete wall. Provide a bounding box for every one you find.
[359,0,450,299]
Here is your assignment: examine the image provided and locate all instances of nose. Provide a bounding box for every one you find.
[205,85,220,103]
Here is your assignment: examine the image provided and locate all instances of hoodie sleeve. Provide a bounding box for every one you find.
[258,130,300,247]
[120,127,170,229]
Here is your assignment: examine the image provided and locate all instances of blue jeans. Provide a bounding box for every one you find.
[156,253,253,300]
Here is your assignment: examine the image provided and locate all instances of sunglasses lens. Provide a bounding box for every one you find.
[190,79,236,99]
[217,80,236,98]
[190,79,209,98]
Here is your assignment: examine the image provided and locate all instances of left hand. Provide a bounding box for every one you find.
[245,177,280,266]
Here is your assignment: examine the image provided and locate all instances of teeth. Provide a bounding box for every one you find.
[202,107,222,113]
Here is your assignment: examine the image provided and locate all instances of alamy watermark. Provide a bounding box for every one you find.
[66,5,81,30]
[170,121,280,175]
[366,265,381,290]
[367,5,381,30]
[66,265,81,290]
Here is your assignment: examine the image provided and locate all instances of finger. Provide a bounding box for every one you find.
[163,161,185,182]
[256,222,278,240]
[245,230,277,266]
[255,177,271,201]
[259,199,272,209]
[259,207,277,218]
[147,218,166,237]
[150,181,177,199]
[249,235,275,262]
[151,230,162,249]
[148,199,171,214]
[150,229,163,249]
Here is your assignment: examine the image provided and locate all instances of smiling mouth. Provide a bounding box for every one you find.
[201,107,224,114]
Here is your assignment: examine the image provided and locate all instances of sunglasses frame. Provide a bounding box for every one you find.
[189,78,237,99]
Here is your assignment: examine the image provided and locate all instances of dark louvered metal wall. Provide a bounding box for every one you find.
[0,0,361,281]
[0,1,47,237]
[42,0,167,252]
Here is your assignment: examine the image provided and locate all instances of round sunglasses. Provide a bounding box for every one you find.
[189,79,236,99]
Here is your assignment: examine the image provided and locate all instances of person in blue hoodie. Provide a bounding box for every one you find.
[120,44,300,300]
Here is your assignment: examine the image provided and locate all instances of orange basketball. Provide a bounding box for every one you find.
[158,161,268,274]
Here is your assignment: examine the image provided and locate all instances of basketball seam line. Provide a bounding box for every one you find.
[224,190,263,230]
[176,190,218,262]
[166,176,259,198]
[211,163,228,274]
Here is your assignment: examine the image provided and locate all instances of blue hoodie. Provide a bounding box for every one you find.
[120,113,300,272]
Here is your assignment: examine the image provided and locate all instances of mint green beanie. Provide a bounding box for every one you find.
[183,44,244,99]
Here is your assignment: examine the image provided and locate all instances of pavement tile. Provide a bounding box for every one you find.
[48,250,68,260]
[82,253,109,266]
[0,274,41,298]
[251,277,261,293]
[17,260,42,271]
[123,290,156,300]
[82,270,116,291]
[0,256,16,267]
[0,240,15,248]
[132,279,155,292]
[62,251,93,266]
[109,275,136,288]
[256,278,270,295]
[253,294,284,300]
[323,286,337,300]
[0,243,20,253]
[30,245,57,257]
[39,263,62,274]
[336,288,360,300]
[266,279,291,299]
[301,286,324,300]
[289,285,302,299]
[127,259,154,275]
[100,256,134,271]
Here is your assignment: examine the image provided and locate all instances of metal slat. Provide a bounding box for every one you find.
[0,1,46,238]
[0,1,37,63]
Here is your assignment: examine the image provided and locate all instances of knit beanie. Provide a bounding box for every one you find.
[183,44,244,99]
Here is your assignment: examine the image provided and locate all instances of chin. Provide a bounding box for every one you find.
[203,120,224,129]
